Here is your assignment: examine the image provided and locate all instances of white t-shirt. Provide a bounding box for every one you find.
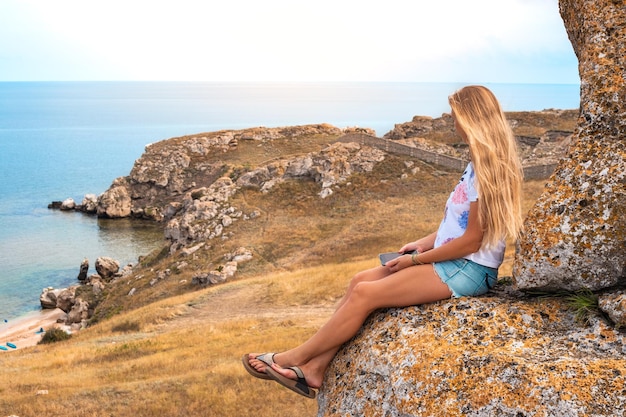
[433,162,505,269]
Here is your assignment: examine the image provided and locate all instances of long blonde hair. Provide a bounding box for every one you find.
[448,85,524,246]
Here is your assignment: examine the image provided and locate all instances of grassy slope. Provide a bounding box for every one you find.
[0,132,548,417]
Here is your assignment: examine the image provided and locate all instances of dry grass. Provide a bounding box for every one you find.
[0,132,548,416]
[0,261,373,417]
[92,154,458,322]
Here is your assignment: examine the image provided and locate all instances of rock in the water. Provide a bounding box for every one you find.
[80,194,98,213]
[60,198,76,210]
[95,257,120,281]
[96,178,132,218]
[77,258,89,282]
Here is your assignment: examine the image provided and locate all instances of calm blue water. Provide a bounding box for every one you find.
[0,81,580,320]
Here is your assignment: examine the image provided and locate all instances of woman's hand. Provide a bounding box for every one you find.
[384,254,413,273]
[398,243,418,254]
[399,233,436,254]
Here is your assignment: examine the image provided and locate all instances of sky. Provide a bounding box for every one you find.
[0,0,579,84]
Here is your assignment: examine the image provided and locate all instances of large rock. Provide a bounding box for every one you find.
[77,258,89,282]
[95,257,120,281]
[40,287,61,309]
[96,178,132,218]
[60,198,76,210]
[55,288,76,313]
[80,193,98,213]
[318,291,626,417]
[67,299,90,324]
[513,0,626,291]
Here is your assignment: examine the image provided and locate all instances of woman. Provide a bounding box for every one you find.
[242,85,524,398]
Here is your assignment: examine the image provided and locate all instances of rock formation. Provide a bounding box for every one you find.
[94,256,120,282]
[95,124,347,222]
[40,256,126,329]
[318,288,626,417]
[96,178,132,218]
[513,0,626,292]
[80,194,98,213]
[162,140,384,252]
[60,198,76,210]
[77,258,89,282]
[236,141,386,197]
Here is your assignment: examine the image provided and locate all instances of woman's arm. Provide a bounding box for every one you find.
[388,202,484,270]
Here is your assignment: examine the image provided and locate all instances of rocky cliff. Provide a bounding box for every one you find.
[96,124,346,220]
[89,112,577,226]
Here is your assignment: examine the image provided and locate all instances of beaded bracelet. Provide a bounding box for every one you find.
[411,252,424,265]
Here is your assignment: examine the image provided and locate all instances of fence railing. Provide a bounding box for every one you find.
[338,133,557,180]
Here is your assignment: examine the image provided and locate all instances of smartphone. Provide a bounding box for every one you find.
[378,250,417,266]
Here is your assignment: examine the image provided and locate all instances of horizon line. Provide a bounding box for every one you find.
[0,80,581,85]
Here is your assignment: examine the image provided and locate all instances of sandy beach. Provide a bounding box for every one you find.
[0,308,67,351]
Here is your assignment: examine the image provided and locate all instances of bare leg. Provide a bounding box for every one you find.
[247,266,389,376]
[265,266,391,386]
[263,264,452,388]
[334,266,390,310]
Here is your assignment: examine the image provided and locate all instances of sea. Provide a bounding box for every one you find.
[0,81,580,321]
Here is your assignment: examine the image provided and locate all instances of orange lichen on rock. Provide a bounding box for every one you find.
[513,0,626,292]
[318,290,626,416]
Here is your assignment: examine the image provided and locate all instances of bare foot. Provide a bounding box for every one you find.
[248,353,275,374]
[269,363,324,389]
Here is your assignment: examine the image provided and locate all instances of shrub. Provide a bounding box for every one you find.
[566,288,600,324]
[111,320,141,333]
[39,328,72,344]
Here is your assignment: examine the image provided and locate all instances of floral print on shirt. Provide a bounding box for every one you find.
[434,164,475,248]
[458,209,469,229]
[451,182,468,205]
[433,162,506,268]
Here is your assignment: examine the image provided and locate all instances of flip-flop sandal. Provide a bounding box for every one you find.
[265,365,316,399]
[241,353,275,380]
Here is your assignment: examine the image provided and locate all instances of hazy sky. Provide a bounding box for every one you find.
[0,0,579,83]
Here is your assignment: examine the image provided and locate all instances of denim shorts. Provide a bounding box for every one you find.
[433,258,498,298]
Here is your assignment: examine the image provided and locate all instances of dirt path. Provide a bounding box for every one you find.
[156,282,336,333]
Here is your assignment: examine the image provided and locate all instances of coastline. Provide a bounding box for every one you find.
[0,308,67,351]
